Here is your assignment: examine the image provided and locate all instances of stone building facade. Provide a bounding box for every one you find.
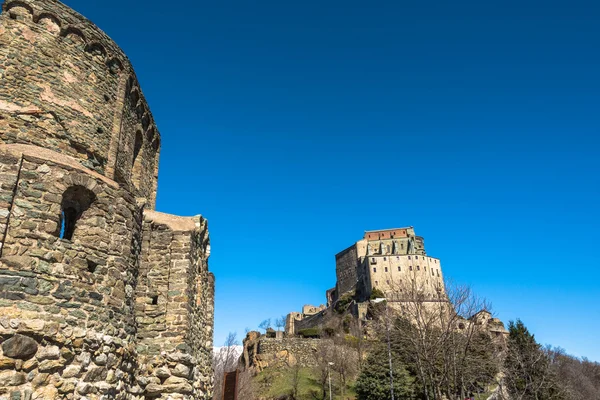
[0,0,214,399]
[286,228,446,335]
[332,227,445,304]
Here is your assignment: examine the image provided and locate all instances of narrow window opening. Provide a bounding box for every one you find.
[410,266,413,271]
[59,186,96,241]
[373,267,376,273]
[398,266,401,271]
[384,267,388,272]
[151,295,158,305]
[87,260,98,273]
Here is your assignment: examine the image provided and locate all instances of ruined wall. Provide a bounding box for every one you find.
[0,1,214,399]
[135,212,214,399]
[256,338,324,368]
[335,245,358,297]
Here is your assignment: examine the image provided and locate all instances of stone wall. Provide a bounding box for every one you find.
[240,333,327,372]
[257,338,323,368]
[0,0,215,399]
[0,0,160,207]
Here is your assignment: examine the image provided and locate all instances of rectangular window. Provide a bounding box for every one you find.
[375,281,378,286]
[373,267,376,273]
[408,256,411,260]
[384,267,388,272]
[437,270,440,277]
[417,266,420,271]
[398,266,401,271]
[410,266,413,271]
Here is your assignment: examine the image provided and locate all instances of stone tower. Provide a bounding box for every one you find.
[0,0,214,399]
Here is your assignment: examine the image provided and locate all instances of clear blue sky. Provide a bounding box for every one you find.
[61,0,599,360]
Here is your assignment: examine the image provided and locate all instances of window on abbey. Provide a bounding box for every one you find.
[59,186,96,241]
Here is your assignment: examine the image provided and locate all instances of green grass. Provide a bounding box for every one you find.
[255,366,357,400]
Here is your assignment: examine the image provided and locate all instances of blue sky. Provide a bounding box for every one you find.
[61,0,599,360]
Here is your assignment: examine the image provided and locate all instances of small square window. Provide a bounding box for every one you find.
[408,256,411,260]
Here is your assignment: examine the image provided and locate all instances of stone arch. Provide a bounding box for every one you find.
[141,113,150,132]
[35,13,61,34]
[61,26,86,47]
[107,57,123,75]
[5,1,34,19]
[145,126,155,143]
[85,42,107,60]
[59,185,97,241]
[130,87,140,106]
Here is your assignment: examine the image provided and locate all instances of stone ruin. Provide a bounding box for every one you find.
[0,0,215,398]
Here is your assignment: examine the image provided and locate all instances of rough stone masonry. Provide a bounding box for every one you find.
[0,0,215,398]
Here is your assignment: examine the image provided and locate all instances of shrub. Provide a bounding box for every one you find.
[297,328,321,338]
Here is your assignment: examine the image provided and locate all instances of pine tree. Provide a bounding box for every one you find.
[355,345,416,400]
[502,319,565,400]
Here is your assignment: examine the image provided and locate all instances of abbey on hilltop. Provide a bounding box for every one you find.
[286,227,507,340]
[0,1,214,398]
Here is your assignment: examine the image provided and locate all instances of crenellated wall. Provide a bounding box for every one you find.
[0,1,214,399]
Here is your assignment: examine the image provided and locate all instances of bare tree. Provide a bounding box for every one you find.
[258,318,272,333]
[331,338,359,397]
[237,369,257,400]
[212,332,241,400]
[275,315,286,332]
[373,272,499,400]
[312,340,335,400]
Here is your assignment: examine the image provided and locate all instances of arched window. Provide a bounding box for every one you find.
[59,186,96,240]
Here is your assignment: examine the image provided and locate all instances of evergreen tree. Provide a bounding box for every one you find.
[503,319,565,400]
[355,345,416,400]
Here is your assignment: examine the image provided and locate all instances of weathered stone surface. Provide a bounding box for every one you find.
[172,363,190,378]
[0,370,26,386]
[1,334,38,360]
[0,0,215,398]
[0,357,16,369]
[35,345,59,360]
